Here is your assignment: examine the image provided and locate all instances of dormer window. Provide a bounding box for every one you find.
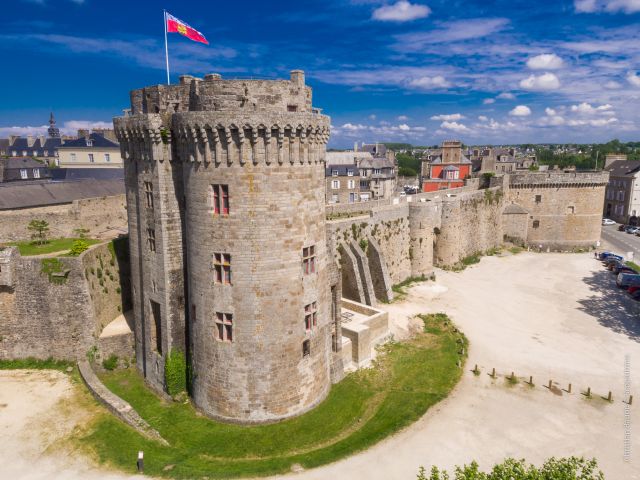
[86,139,93,147]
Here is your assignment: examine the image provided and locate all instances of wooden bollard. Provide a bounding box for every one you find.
[586,387,591,397]
[510,371,515,380]
[608,391,613,402]
[568,383,572,393]
[491,367,496,378]
[548,379,552,389]
[474,364,478,372]
[529,375,533,385]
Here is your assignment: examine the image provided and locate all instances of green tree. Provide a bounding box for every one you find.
[73,227,90,239]
[28,219,50,245]
[417,457,604,479]
[69,240,90,256]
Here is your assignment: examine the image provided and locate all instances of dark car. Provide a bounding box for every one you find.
[619,224,627,231]
[604,255,624,267]
[616,272,640,288]
[598,251,619,260]
[611,261,637,275]
[631,289,640,300]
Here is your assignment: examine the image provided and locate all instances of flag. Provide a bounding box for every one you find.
[166,13,209,45]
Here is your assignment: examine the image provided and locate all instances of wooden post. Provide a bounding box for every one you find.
[548,379,552,389]
[568,383,572,393]
[630,395,634,405]
[608,391,613,402]
[586,387,591,397]
[510,371,514,380]
[529,375,533,385]
[491,367,496,378]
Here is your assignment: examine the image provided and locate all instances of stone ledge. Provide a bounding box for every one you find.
[78,360,168,445]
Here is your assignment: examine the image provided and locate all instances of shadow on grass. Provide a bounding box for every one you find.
[577,266,640,342]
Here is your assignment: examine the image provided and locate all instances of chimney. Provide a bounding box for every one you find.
[290,70,305,87]
[354,142,358,153]
[27,135,35,147]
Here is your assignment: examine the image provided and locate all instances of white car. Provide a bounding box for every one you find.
[602,218,616,226]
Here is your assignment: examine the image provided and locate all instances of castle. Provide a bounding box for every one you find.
[0,71,609,428]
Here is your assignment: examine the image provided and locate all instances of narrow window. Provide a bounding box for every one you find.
[214,253,231,285]
[302,339,311,357]
[70,153,76,162]
[535,195,542,203]
[210,184,229,215]
[144,181,154,210]
[150,300,162,354]
[303,245,316,275]
[33,169,40,179]
[287,105,298,112]
[332,170,339,177]
[347,169,354,176]
[215,312,233,342]
[148,228,156,252]
[88,153,95,163]
[304,301,317,331]
[332,180,340,189]
[105,153,111,162]
[567,206,575,214]
[533,220,540,229]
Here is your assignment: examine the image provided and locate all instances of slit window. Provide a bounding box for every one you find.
[303,245,316,275]
[210,184,229,215]
[215,312,233,342]
[214,253,231,284]
[535,195,542,203]
[302,339,311,357]
[147,228,156,252]
[304,302,317,331]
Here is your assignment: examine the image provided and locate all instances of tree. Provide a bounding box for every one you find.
[69,240,90,256]
[28,219,50,245]
[73,227,90,239]
[417,457,604,480]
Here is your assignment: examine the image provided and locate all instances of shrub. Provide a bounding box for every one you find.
[102,354,119,371]
[164,349,187,397]
[68,239,90,256]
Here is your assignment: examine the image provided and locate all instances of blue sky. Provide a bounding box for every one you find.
[2,0,640,147]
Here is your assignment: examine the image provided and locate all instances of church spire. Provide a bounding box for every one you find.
[48,112,60,138]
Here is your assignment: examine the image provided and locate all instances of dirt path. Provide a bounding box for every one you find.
[2,252,639,479]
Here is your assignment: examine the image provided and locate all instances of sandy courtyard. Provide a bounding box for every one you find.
[1,252,639,479]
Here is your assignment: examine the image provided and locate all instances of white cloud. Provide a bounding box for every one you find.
[526,53,564,70]
[408,75,451,89]
[604,80,623,89]
[0,125,49,137]
[397,115,409,121]
[496,92,516,99]
[372,1,431,22]
[398,123,411,131]
[440,121,470,132]
[0,120,113,138]
[368,114,377,120]
[575,0,640,13]
[430,113,465,121]
[478,115,488,121]
[483,98,496,104]
[570,102,613,114]
[547,116,566,126]
[567,117,618,126]
[627,71,640,87]
[545,107,557,116]
[509,105,532,116]
[519,72,561,91]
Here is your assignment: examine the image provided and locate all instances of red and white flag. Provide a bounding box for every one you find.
[166,13,209,45]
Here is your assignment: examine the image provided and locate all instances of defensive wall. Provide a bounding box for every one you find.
[0,194,127,243]
[0,242,132,361]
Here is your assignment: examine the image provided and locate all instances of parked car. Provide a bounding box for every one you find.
[611,261,637,275]
[631,289,640,300]
[603,255,624,266]
[616,272,640,288]
[619,224,626,231]
[628,285,640,295]
[598,251,620,261]
[602,218,616,226]
[625,225,640,234]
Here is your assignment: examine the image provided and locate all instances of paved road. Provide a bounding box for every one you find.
[601,224,640,260]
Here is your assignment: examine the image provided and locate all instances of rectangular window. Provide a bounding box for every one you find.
[215,312,233,342]
[70,153,76,162]
[361,170,367,177]
[214,253,231,284]
[304,302,317,331]
[331,180,340,189]
[43,150,48,156]
[303,245,316,275]
[535,195,542,203]
[347,179,355,189]
[19,169,27,179]
[349,192,356,203]
[374,169,381,175]
[144,181,154,210]
[210,184,229,215]
[287,105,298,112]
[347,169,354,176]
[105,153,111,162]
[331,194,339,203]
[533,220,540,229]
[360,181,369,189]
[33,168,40,179]
[147,228,156,252]
[302,339,311,357]
[88,153,94,163]
[332,170,339,177]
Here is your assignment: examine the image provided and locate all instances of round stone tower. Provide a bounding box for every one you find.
[115,71,335,423]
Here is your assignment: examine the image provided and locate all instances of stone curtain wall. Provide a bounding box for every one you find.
[0,243,131,361]
[0,194,127,243]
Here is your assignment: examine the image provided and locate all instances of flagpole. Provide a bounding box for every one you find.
[164,9,170,85]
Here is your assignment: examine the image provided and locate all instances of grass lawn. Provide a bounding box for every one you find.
[78,313,466,479]
[0,357,73,371]
[5,237,101,256]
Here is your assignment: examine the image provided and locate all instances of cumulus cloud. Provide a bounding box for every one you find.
[0,125,49,137]
[478,115,488,121]
[509,105,532,116]
[526,53,564,70]
[483,98,496,105]
[372,1,431,22]
[408,75,450,89]
[440,121,470,132]
[545,107,557,116]
[430,113,465,121]
[570,102,613,114]
[575,0,640,13]
[0,120,112,137]
[519,72,561,91]
[567,117,618,126]
[627,71,640,87]
[497,92,516,99]
[397,115,409,121]
[605,80,623,89]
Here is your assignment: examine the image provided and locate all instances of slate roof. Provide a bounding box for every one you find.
[2,157,45,169]
[360,143,387,157]
[605,160,640,177]
[58,133,119,149]
[50,168,124,181]
[3,137,62,156]
[0,179,125,210]
[429,153,472,164]
[326,165,360,177]
[359,157,394,169]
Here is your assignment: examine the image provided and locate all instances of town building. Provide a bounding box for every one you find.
[358,156,396,200]
[604,153,627,169]
[603,159,640,224]
[0,157,50,183]
[326,164,360,203]
[421,140,472,192]
[57,132,122,168]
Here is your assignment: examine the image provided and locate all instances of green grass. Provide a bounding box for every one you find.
[5,237,100,256]
[0,357,73,371]
[388,274,431,301]
[78,313,465,479]
[625,261,640,272]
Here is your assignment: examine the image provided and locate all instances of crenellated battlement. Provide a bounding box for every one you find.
[128,70,312,115]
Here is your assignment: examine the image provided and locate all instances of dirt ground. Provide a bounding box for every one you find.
[1,252,639,479]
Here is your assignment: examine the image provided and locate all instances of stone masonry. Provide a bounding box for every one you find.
[114,71,341,424]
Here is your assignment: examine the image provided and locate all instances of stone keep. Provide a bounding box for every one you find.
[114,71,339,423]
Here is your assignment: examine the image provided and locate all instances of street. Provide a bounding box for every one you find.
[601,224,640,261]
